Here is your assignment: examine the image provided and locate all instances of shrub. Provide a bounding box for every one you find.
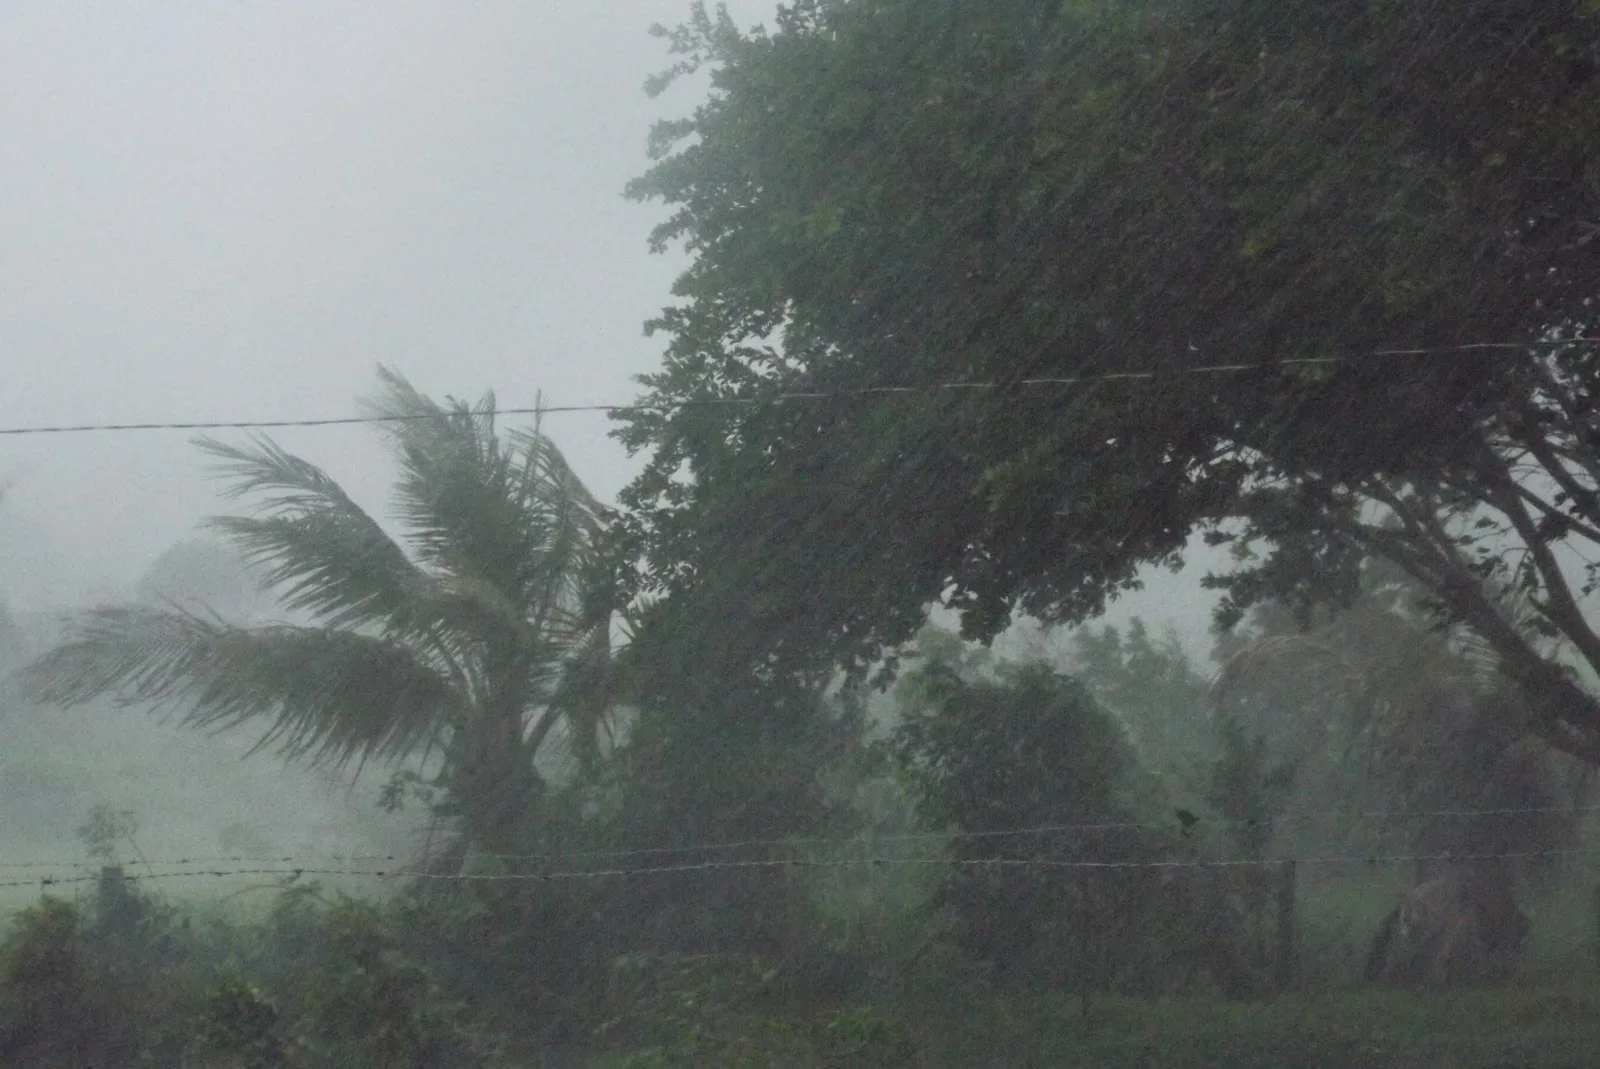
[0,881,192,1067]
[258,891,481,1069]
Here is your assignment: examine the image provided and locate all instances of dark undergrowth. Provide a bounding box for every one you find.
[3,873,1600,1069]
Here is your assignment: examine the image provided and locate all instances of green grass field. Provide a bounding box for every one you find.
[1001,989,1600,1068]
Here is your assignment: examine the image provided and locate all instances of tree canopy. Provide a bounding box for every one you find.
[616,1,1600,756]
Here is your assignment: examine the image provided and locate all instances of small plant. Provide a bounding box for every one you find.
[820,1003,919,1066]
[191,976,292,1068]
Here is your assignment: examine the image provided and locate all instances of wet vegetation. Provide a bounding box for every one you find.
[5,0,1600,1065]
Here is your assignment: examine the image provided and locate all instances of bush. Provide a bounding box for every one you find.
[251,889,483,1069]
[0,880,192,1067]
[191,976,293,1068]
[892,660,1169,989]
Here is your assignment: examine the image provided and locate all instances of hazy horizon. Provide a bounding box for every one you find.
[1,0,1228,665]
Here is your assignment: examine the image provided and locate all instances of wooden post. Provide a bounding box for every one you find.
[1592,883,1600,975]
[97,864,135,937]
[1078,868,1094,1019]
[1274,860,1297,992]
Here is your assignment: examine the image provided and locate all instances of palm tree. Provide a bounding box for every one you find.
[16,367,613,862]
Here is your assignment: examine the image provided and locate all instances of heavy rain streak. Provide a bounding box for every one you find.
[4,2,1600,1065]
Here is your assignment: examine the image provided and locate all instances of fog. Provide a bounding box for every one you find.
[1,0,799,900]
[2,1,1224,594]
[2,1,770,593]
[2,6,1598,1064]
[0,0,1219,904]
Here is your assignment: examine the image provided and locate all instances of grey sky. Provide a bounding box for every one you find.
[0,2,757,602]
[0,1,1221,649]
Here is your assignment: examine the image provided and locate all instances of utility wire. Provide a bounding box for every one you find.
[1,340,1596,438]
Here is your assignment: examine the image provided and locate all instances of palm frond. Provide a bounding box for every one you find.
[364,367,527,590]
[1446,576,1558,694]
[1210,634,1363,703]
[15,605,463,769]
[370,365,500,468]
[364,367,603,643]
[510,426,605,634]
[195,436,434,634]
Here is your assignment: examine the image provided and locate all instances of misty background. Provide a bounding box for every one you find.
[0,0,1221,630]
[0,5,1596,1064]
[0,2,1221,881]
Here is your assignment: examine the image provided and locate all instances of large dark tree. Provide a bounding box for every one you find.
[615,2,1600,757]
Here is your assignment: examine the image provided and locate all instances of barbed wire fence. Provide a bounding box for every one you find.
[8,832,1597,1010]
[3,845,1598,894]
[3,798,1598,872]
[5,795,1595,1004]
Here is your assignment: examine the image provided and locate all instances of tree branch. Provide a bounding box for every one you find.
[1513,481,1600,548]
[1471,442,1600,681]
[1513,424,1600,536]
[1338,486,1600,761]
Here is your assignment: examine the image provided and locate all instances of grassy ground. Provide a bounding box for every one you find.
[1004,989,1600,1068]
[0,691,421,920]
[579,987,1600,1068]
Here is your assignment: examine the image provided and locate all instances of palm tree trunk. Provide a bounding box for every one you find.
[446,710,543,868]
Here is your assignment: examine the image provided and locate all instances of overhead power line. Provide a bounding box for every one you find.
[1,339,1595,438]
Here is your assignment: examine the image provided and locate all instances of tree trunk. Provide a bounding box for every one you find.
[450,712,543,869]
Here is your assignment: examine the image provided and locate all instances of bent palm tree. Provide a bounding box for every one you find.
[17,367,612,861]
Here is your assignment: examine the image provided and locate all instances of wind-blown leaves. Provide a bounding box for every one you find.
[18,606,461,769]
[363,368,604,646]
[14,366,612,855]
[512,427,606,638]
[196,435,433,634]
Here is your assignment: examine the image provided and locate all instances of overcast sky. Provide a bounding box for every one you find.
[0,2,755,601]
[0,1,1221,648]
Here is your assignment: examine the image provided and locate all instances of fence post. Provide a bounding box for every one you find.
[1078,868,1094,1019]
[97,864,136,938]
[1274,860,1297,993]
[1592,883,1600,976]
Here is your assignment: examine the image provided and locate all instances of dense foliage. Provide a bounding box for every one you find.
[888,636,1279,997]
[10,3,1600,1062]
[1215,562,1593,867]
[615,0,1600,760]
